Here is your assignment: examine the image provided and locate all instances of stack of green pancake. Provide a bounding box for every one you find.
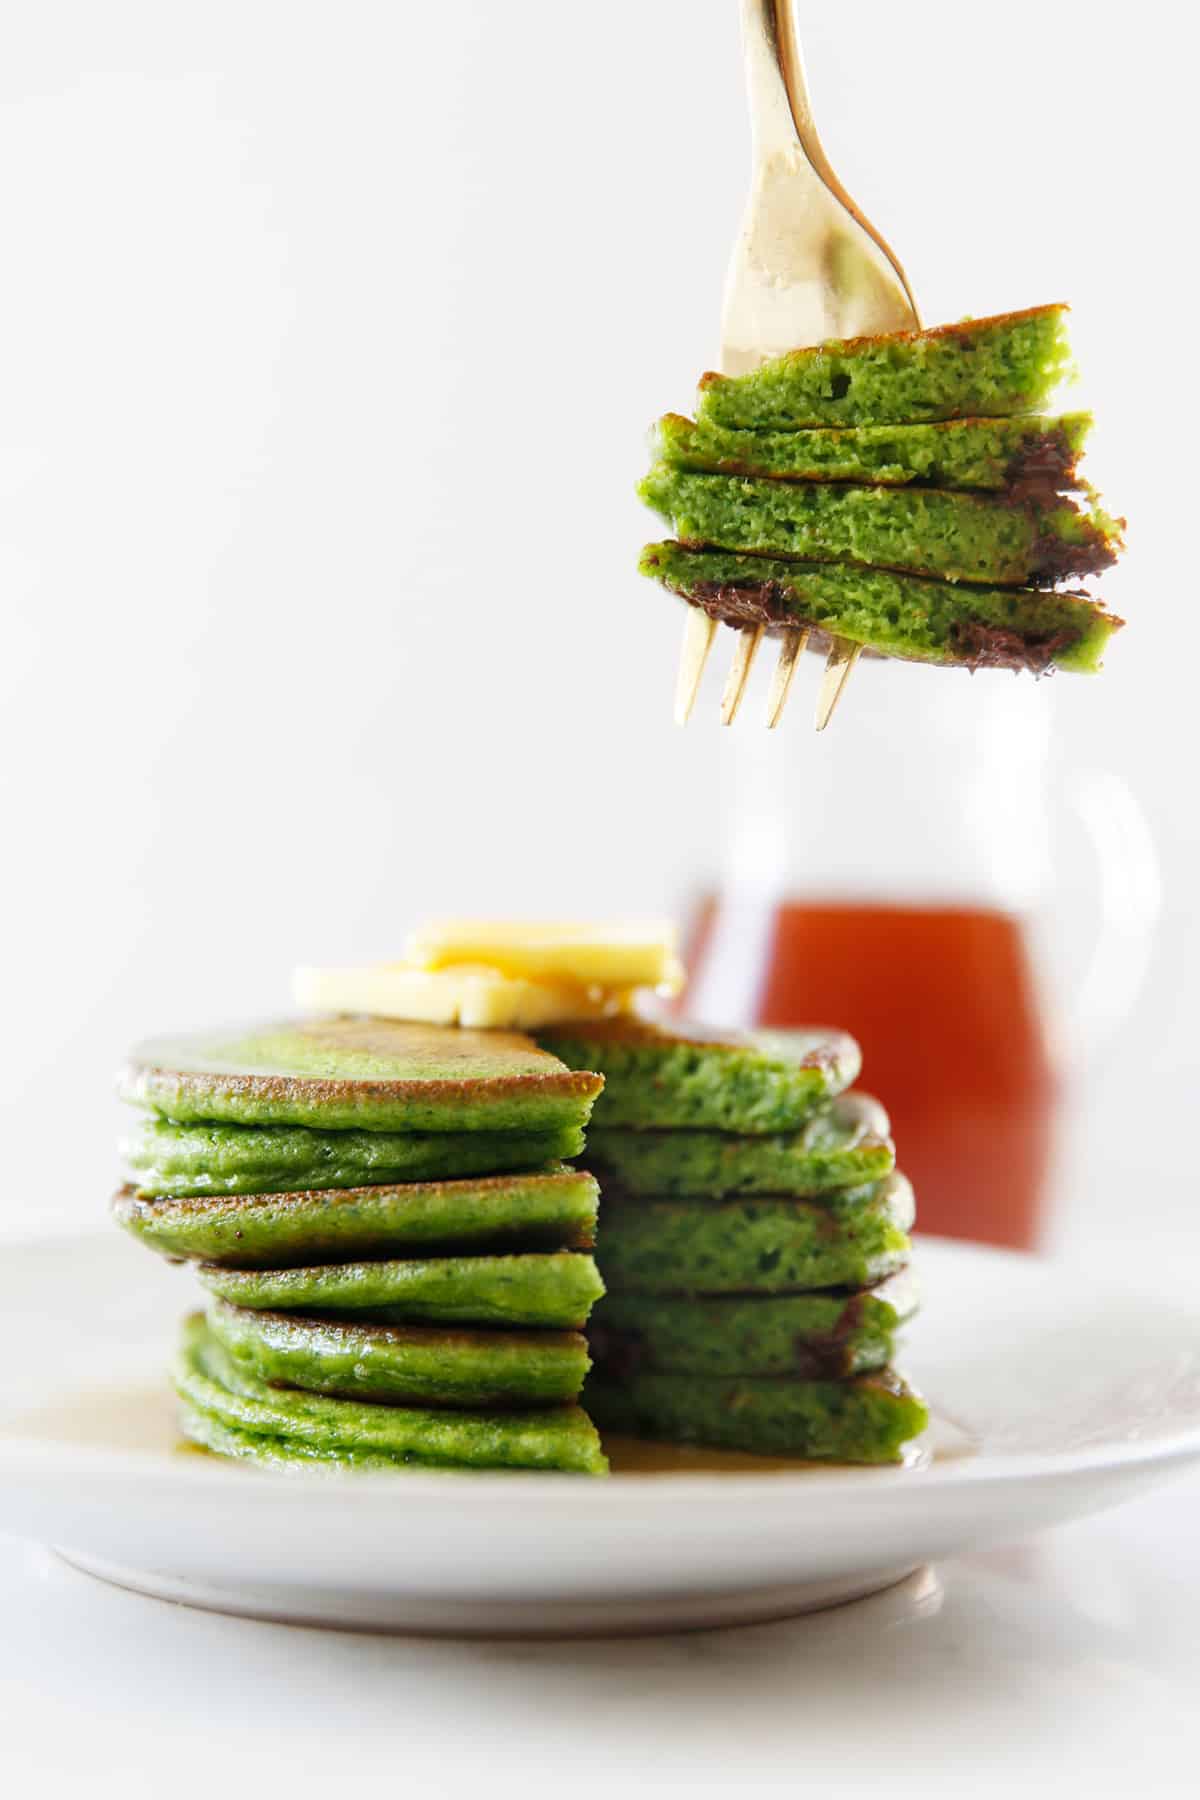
[113,1017,610,1474]
[536,1019,928,1463]
[639,304,1125,674]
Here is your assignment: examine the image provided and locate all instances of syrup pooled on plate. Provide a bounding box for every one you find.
[7,1387,954,1474]
[604,1435,934,1476]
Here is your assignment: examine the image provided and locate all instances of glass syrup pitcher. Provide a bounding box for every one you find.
[678,660,1159,1248]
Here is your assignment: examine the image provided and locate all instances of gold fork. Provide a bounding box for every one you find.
[674,0,920,732]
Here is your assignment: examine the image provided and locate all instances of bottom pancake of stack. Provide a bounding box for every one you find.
[586,1368,926,1463]
[177,1314,605,1474]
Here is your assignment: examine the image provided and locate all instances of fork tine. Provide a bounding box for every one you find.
[673,609,718,725]
[765,628,809,728]
[720,624,764,725]
[814,636,862,732]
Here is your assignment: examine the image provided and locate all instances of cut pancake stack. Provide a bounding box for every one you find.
[639,304,1125,678]
[113,1016,610,1474]
[114,928,934,1473]
[537,1019,929,1463]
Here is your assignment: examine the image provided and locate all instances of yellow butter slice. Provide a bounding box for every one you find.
[293,962,634,1031]
[404,920,685,997]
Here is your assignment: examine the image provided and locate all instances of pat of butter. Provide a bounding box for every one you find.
[293,962,634,1031]
[404,920,684,997]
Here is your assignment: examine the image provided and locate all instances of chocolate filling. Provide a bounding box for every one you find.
[588,1321,645,1382]
[1003,426,1080,500]
[1027,498,1120,582]
[948,619,1075,675]
[653,571,1093,677]
[684,577,794,629]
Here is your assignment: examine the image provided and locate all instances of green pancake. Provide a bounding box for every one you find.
[178,1406,432,1473]
[586,1091,893,1198]
[585,1367,928,1463]
[198,1250,604,1331]
[122,1115,584,1199]
[119,1016,602,1133]
[177,1314,607,1474]
[535,1019,859,1133]
[111,1166,598,1266]
[639,465,1119,586]
[653,409,1092,492]
[642,541,1120,675]
[590,1269,918,1379]
[696,303,1073,429]
[596,1173,914,1296]
[204,1295,590,1407]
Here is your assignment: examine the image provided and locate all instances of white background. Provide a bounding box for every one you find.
[2,13,1199,1796]
[0,0,1195,1231]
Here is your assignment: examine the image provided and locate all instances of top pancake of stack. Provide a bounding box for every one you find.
[119,1016,602,1134]
[535,1018,860,1136]
[693,305,1072,429]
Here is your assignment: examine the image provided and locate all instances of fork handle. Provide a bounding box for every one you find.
[741,0,806,155]
[740,0,920,330]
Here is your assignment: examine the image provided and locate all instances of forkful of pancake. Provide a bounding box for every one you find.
[649,0,1124,730]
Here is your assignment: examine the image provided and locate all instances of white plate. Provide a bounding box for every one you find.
[1,1230,1198,1636]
